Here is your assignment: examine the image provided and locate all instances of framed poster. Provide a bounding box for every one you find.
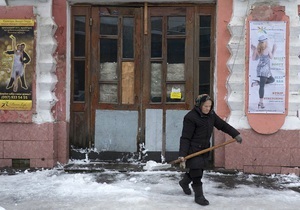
[248,21,286,114]
[0,19,34,110]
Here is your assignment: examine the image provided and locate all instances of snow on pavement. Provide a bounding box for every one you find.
[0,162,300,210]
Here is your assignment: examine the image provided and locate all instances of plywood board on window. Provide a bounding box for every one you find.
[122,62,135,104]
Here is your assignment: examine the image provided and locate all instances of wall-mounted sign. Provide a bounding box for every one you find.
[248,21,286,114]
[0,19,34,110]
[170,87,181,99]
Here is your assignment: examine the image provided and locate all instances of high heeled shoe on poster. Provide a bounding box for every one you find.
[258,102,265,109]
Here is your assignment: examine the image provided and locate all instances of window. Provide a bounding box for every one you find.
[150,15,186,103]
[99,10,135,104]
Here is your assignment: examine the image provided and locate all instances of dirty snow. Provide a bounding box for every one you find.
[0,160,300,210]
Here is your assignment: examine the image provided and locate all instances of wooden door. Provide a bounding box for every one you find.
[70,6,143,153]
[90,7,143,153]
[70,6,92,149]
[69,5,215,161]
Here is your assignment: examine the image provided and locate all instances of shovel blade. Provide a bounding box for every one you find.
[143,160,172,171]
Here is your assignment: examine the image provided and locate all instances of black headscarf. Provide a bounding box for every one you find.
[195,94,214,113]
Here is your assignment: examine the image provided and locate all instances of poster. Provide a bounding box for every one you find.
[248,21,286,114]
[0,19,34,110]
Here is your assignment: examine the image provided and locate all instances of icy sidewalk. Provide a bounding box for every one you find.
[0,162,300,210]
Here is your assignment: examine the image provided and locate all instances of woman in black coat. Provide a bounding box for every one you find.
[178,94,242,206]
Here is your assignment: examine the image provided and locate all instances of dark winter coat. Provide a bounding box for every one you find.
[179,106,240,169]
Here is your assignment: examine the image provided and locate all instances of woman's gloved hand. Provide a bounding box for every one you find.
[178,157,186,169]
[235,135,242,144]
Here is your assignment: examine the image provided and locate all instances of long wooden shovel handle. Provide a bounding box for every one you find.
[169,138,237,165]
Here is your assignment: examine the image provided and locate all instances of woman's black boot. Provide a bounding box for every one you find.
[192,184,209,206]
[179,173,192,195]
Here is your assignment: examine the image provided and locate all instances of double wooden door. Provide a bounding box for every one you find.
[70,5,215,153]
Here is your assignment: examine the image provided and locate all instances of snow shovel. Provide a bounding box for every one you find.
[144,138,236,170]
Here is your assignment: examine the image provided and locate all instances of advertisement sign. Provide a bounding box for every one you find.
[248,21,286,114]
[0,19,34,110]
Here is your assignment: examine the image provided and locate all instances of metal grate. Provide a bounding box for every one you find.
[12,159,30,168]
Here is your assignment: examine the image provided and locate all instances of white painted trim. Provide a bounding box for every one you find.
[0,0,7,6]
[6,0,49,6]
[33,0,58,123]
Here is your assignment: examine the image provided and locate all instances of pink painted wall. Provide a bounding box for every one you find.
[52,0,69,165]
[0,123,58,168]
[214,1,300,176]
[0,1,69,168]
[214,0,233,168]
[225,130,300,175]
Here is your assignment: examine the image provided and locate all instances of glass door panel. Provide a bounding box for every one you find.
[98,8,137,106]
[149,9,187,104]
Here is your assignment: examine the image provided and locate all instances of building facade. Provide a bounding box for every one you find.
[0,0,299,175]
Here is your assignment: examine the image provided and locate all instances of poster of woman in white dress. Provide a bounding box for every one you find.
[0,19,34,110]
[248,21,286,114]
